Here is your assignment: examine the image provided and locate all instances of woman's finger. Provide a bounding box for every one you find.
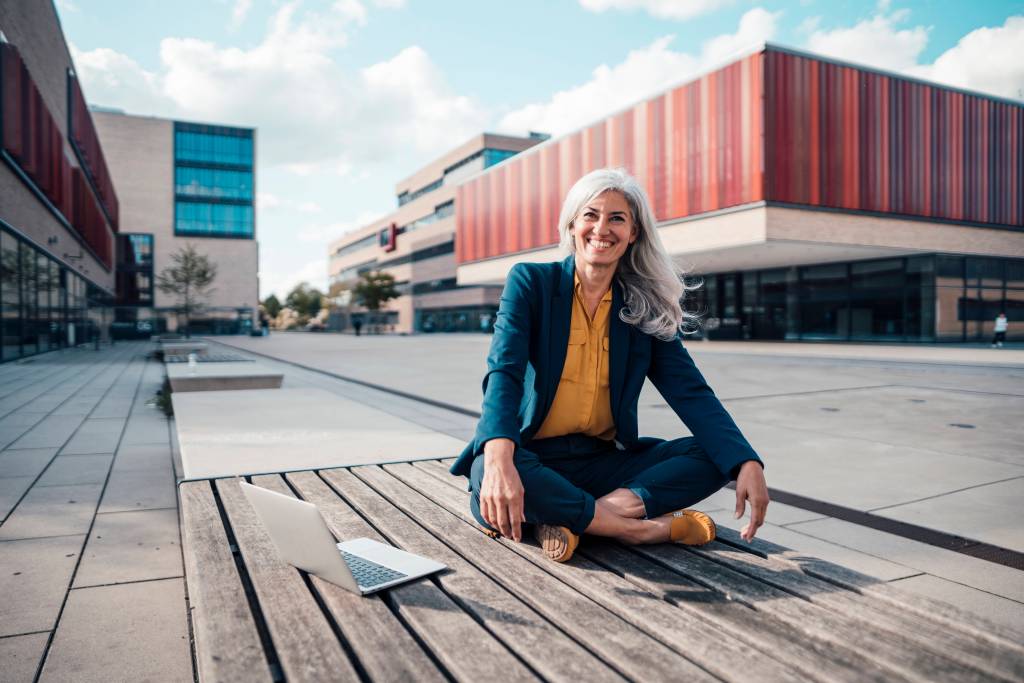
[495,502,511,538]
[509,501,523,542]
[734,487,747,519]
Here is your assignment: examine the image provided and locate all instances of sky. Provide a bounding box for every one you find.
[56,0,1024,300]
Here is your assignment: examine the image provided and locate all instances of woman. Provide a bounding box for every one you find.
[449,168,769,562]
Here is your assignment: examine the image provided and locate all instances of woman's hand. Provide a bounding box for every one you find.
[734,461,769,541]
[480,438,526,542]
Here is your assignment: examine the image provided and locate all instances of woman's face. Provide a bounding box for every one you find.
[570,190,637,270]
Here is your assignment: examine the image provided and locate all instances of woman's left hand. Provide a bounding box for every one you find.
[734,461,769,541]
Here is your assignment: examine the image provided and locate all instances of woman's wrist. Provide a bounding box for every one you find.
[483,438,515,463]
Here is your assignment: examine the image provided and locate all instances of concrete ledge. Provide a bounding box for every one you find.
[167,362,283,393]
[171,387,463,478]
[160,341,209,356]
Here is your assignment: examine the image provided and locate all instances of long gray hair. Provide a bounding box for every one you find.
[558,168,700,340]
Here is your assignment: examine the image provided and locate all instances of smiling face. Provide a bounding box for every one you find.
[570,190,637,271]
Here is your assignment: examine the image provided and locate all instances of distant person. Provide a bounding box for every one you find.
[451,168,768,563]
[992,312,1008,348]
[260,312,270,336]
[353,318,363,336]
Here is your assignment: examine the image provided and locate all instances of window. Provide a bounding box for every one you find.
[175,167,253,201]
[175,202,254,238]
[333,235,377,258]
[174,127,253,167]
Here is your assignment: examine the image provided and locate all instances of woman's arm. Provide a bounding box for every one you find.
[475,264,535,541]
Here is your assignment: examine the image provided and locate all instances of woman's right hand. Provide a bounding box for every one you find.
[480,438,526,542]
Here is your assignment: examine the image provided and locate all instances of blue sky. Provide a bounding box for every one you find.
[56,0,1024,299]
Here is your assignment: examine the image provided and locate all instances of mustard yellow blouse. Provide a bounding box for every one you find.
[534,273,616,440]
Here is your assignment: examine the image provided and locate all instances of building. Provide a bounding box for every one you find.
[455,44,1024,343]
[1,3,118,362]
[327,133,544,334]
[93,111,258,337]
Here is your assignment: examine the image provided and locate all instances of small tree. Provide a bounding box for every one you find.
[262,294,282,319]
[157,244,217,338]
[353,271,400,332]
[284,282,324,323]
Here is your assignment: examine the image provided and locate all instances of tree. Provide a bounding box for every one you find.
[156,244,217,338]
[284,282,324,321]
[352,271,399,312]
[262,294,282,319]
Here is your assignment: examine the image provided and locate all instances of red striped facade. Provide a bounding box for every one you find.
[456,47,1023,264]
[0,44,115,269]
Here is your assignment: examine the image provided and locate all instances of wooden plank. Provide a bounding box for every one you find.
[178,481,273,683]
[384,462,811,682]
[250,473,446,683]
[215,478,359,682]
[408,461,1001,683]
[682,539,1024,682]
[321,467,609,682]
[426,460,1024,681]
[715,526,1024,649]
[581,539,910,683]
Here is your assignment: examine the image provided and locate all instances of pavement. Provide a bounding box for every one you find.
[0,342,190,682]
[215,331,1024,632]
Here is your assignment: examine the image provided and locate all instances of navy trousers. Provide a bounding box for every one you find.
[469,434,730,535]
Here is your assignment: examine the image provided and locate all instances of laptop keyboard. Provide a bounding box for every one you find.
[341,550,407,589]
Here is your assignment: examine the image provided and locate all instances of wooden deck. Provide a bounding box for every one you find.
[179,461,1024,683]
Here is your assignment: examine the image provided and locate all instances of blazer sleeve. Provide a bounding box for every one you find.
[472,263,534,453]
[647,335,762,478]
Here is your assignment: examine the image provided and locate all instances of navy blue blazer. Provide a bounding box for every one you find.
[449,255,761,478]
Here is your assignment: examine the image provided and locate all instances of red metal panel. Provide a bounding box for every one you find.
[506,162,520,254]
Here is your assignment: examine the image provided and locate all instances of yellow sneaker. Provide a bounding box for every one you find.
[666,509,716,545]
[535,524,579,562]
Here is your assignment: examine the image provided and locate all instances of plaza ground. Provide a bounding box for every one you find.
[0,334,1021,680]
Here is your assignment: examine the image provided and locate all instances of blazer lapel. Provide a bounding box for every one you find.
[609,277,630,425]
[543,256,575,411]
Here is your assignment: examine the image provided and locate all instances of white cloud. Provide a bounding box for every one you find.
[70,2,487,174]
[499,8,778,137]
[910,16,1024,101]
[263,258,328,300]
[299,209,385,244]
[372,0,406,8]
[806,4,929,72]
[579,0,734,21]
[805,6,1023,101]
[229,0,253,29]
[258,193,322,214]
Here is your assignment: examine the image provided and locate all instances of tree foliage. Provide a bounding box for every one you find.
[352,271,400,311]
[262,294,282,319]
[285,282,324,319]
[156,244,217,338]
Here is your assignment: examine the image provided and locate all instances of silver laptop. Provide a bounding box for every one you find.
[239,481,445,595]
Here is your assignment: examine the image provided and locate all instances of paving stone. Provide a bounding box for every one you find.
[60,418,126,455]
[0,631,49,682]
[0,535,85,636]
[786,515,1024,602]
[8,415,84,450]
[0,484,104,541]
[74,509,182,588]
[708,512,922,581]
[0,448,58,479]
[111,443,173,473]
[874,476,1024,553]
[0,413,46,450]
[120,416,170,446]
[889,573,1024,633]
[36,455,113,488]
[98,464,176,514]
[40,578,192,683]
[0,477,35,521]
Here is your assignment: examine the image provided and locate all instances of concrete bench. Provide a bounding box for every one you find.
[161,341,209,356]
[166,362,283,393]
[179,462,1024,683]
[171,387,463,479]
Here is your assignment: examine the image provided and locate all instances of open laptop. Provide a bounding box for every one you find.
[239,481,445,595]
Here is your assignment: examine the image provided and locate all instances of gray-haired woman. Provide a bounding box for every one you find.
[450,168,769,562]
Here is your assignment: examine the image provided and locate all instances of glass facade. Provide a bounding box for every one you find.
[1,222,112,362]
[696,255,1022,343]
[173,122,255,238]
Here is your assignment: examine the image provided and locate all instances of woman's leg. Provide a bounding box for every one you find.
[579,437,729,544]
[469,446,597,535]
